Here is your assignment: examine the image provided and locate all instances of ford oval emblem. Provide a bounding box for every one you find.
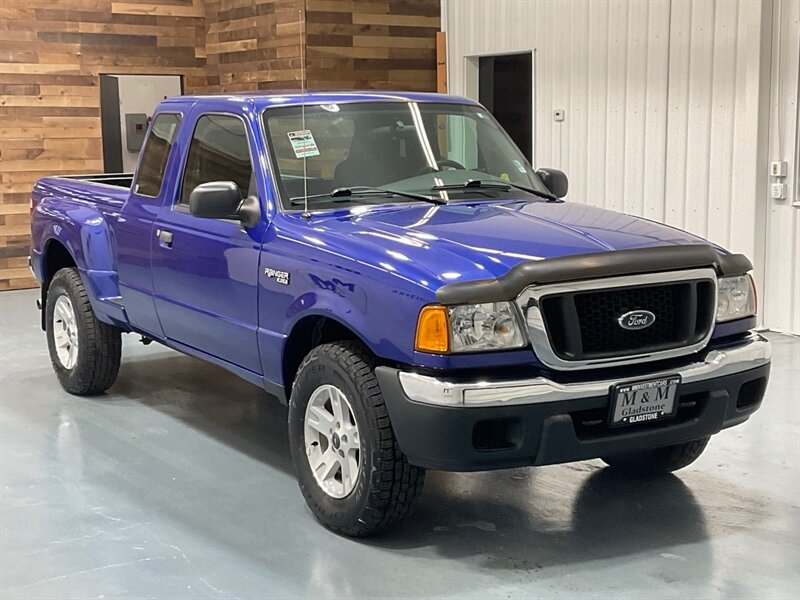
[617,309,656,330]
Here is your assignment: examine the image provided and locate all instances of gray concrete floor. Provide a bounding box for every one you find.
[1,288,798,600]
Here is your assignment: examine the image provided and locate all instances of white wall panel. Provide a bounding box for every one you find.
[642,0,671,223]
[445,0,753,242]
[585,0,610,209]
[443,0,798,332]
[762,0,800,332]
[663,0,692,230]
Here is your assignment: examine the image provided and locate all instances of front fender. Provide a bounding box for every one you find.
[257,245,432,386]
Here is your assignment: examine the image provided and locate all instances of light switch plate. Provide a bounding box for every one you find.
[770,182,786,199]
[553,109,565,122]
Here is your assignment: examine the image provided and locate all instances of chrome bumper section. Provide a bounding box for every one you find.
[398,334,771,407]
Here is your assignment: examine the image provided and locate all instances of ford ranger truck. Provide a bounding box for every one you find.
[29,92,771,536]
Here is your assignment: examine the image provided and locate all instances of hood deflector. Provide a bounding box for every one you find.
[435,244,752,305]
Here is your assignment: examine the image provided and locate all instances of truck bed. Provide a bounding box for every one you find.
[58,172,134,189]
[33,173,133,211]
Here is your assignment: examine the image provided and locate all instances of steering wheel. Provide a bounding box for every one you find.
[417,158,466,175]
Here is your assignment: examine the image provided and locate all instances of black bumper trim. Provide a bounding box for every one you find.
[376,363,769,471]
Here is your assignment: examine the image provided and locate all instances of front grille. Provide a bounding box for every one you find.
[532,277,716,363]
[574,285,681,354]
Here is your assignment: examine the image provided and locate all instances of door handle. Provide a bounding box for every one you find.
[156,228,173,248]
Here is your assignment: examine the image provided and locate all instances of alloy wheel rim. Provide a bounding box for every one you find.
[304,384,361,499]
[53,295,78,370]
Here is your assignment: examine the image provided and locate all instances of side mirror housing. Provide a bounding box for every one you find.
[189,181,260,227]
[536,168,569,199]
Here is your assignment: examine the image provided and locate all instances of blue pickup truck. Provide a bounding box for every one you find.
[30,91,771,536]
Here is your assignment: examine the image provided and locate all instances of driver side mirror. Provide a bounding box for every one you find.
[535,168,569,199]
[189,181,260,227]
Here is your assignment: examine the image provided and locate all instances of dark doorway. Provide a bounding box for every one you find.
[479,52,533,162]
[100,75,123,173]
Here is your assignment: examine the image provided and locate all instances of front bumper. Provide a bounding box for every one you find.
[375,333,771,471]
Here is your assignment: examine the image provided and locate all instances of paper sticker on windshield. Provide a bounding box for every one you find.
[287,130,320,158]
[512,159,527,174]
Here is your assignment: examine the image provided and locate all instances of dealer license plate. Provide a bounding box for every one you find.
[609,375,681,427]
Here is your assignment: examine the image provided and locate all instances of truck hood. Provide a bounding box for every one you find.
[301,200,715,291]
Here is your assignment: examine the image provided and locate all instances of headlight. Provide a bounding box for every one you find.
[449,302,527,352]
[717,275,756,322]
[415,302,527,353]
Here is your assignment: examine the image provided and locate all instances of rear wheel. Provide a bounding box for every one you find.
[46,268,122,395]
[288,341,425,536]
[602,437,710,476]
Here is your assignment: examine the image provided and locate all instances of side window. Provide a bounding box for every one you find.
[179,114,254,206]
[133,113,181,197]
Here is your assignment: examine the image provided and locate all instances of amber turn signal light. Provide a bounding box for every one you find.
[415,305,450,353]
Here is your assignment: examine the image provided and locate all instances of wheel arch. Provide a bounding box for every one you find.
[281,314,374,401]
[39,239,78,330]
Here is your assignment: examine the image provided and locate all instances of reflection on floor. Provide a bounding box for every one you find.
[1,289,798,599]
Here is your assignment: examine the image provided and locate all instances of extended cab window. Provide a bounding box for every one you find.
[133,113,181,197]
[179,114,254,206]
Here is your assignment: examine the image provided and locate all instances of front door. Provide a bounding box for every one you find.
[151,112,263,373]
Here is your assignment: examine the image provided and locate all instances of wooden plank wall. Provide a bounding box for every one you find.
[305,0,439,91]
[0,0,440,291]
[0,0,207,290]
[204,0,304,92]
[203,0,440,93]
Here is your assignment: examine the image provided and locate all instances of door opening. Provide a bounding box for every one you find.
[478,52,533,163]
[100,74,183,173]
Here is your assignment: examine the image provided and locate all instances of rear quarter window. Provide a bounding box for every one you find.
[133,113,181,197]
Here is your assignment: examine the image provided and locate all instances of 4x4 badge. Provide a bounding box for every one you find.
[617,309,656,330]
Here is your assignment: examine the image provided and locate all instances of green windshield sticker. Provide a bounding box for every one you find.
[287,130,320,158]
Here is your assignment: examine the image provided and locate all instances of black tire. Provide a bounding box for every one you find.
[288,341,425,537]
[602,437,710,476]
[46,267,122,395]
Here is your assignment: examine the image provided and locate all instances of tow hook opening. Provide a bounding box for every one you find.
[472,417,523,452]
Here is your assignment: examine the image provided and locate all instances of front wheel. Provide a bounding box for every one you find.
[288,341,425,536]
[602,437,710,476]
[46,267,122,395]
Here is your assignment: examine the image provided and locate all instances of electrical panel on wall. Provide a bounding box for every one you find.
[125,113,148,152]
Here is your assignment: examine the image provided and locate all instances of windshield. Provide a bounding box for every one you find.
[262,101,551,210]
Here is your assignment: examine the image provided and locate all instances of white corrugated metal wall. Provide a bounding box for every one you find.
[762,0,800,333]
[442,0,799,333]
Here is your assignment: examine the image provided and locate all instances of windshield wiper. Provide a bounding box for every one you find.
[430,179,558,202]
[290,186,446,206]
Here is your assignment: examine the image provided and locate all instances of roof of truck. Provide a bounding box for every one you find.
[160,90,478,110]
